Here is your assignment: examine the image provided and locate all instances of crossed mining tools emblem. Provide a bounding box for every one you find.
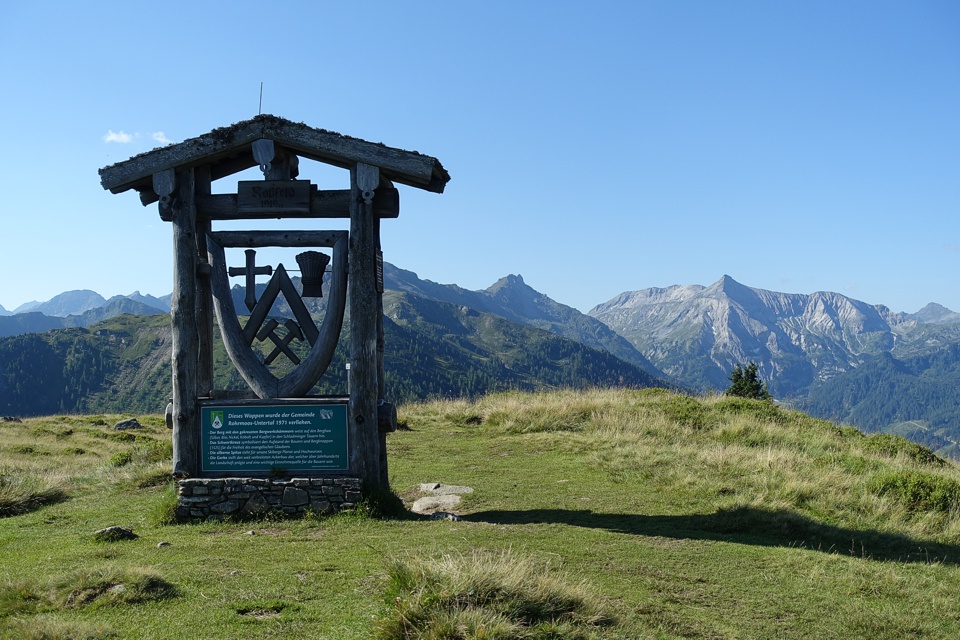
[207,230,347,398]
[228,248,330,365]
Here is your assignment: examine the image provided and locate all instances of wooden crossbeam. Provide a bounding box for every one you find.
[160,187,400,221]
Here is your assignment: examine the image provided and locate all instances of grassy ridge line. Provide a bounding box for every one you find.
[1,390,960,638]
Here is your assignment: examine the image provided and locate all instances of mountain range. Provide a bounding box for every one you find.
[588,275,951,395]
[2,267,959,456]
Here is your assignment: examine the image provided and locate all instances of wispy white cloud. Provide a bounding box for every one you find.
[103,130,136,143]
[151,131,172,144]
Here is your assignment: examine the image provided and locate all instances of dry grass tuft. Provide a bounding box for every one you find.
[377,549,618,639]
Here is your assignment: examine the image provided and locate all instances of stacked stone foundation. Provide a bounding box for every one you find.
[177,477,363,520]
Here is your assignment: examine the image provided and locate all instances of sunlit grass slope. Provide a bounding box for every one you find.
[3,389,960,638]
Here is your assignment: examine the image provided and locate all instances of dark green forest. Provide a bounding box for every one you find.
[0,294,662,417]
[801,345,960,453]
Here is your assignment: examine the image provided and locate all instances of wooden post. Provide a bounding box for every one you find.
[375,216,389,484]
[195,165,213,399]
[171,168,199,477]
[349,163,385,489]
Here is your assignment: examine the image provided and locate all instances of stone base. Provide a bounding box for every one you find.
[176,477,363,521]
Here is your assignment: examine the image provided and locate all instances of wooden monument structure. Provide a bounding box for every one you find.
[99,115,449,492]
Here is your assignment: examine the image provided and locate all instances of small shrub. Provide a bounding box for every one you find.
[147,483,179,526]
[10,445,49,456]
[862,433,944,467]
[32,427,74,439]
[715,396,786,425]
[837,426,864,439]
[129,467,174,489]
[108,451,133,468]
[870,470,960,512]
[657,395,707,429]
[134,439,172,464]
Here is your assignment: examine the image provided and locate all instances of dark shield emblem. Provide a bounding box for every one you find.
[206,230,348,398]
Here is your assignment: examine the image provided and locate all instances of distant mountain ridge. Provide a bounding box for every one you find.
[6,268,960,455]
[0,297,168,338]
[588,274,957,397]
[384,264,666,379]
[12,290,170,317]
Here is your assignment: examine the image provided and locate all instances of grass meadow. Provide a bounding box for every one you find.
[3,388,960,638]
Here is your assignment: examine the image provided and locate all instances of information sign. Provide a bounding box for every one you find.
[200,402,348,473]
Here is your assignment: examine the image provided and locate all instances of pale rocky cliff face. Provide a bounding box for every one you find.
[589,276,899,396]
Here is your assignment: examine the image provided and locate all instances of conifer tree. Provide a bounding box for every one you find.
[726,362,771,400]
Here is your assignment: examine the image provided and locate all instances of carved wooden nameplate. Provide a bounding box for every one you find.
[238,180,311,214]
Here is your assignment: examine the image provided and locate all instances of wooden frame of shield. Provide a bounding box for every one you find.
[206,229,348,399]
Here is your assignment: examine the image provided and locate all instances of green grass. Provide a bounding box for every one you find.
[3,390,960,638]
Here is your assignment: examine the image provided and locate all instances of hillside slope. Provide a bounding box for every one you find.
[3,389,960,638]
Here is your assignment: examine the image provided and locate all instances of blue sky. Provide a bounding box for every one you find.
[0,1,957,314]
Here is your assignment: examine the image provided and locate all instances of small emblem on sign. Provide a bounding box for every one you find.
[211,411,224,429]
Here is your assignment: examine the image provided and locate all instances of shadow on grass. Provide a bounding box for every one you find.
[464,507,960,564]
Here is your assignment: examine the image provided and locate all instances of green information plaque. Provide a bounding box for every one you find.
[200,402,348,474]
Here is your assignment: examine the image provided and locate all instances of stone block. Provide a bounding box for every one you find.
[210,500,242,514]
[240,491,271,517]
[309,500,332,515]
[192,485,209,496]
[283,487,310,506]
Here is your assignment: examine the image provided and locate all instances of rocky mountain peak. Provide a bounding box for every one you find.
[486,274,528,293]
[911,302,960,324]
[21,290,107,317]
[588,277,909,395]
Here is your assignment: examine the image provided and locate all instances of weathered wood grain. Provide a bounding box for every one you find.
[171,168,199,477]
[349,163,385,488]
[195,166,214,399]
[194,187,399,220]
[99,114,449,199]
[208,230,343,248]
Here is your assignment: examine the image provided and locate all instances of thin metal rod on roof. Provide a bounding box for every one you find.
[258,82,263,115]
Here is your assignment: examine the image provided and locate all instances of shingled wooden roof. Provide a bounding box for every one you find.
[99,114,450,203]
